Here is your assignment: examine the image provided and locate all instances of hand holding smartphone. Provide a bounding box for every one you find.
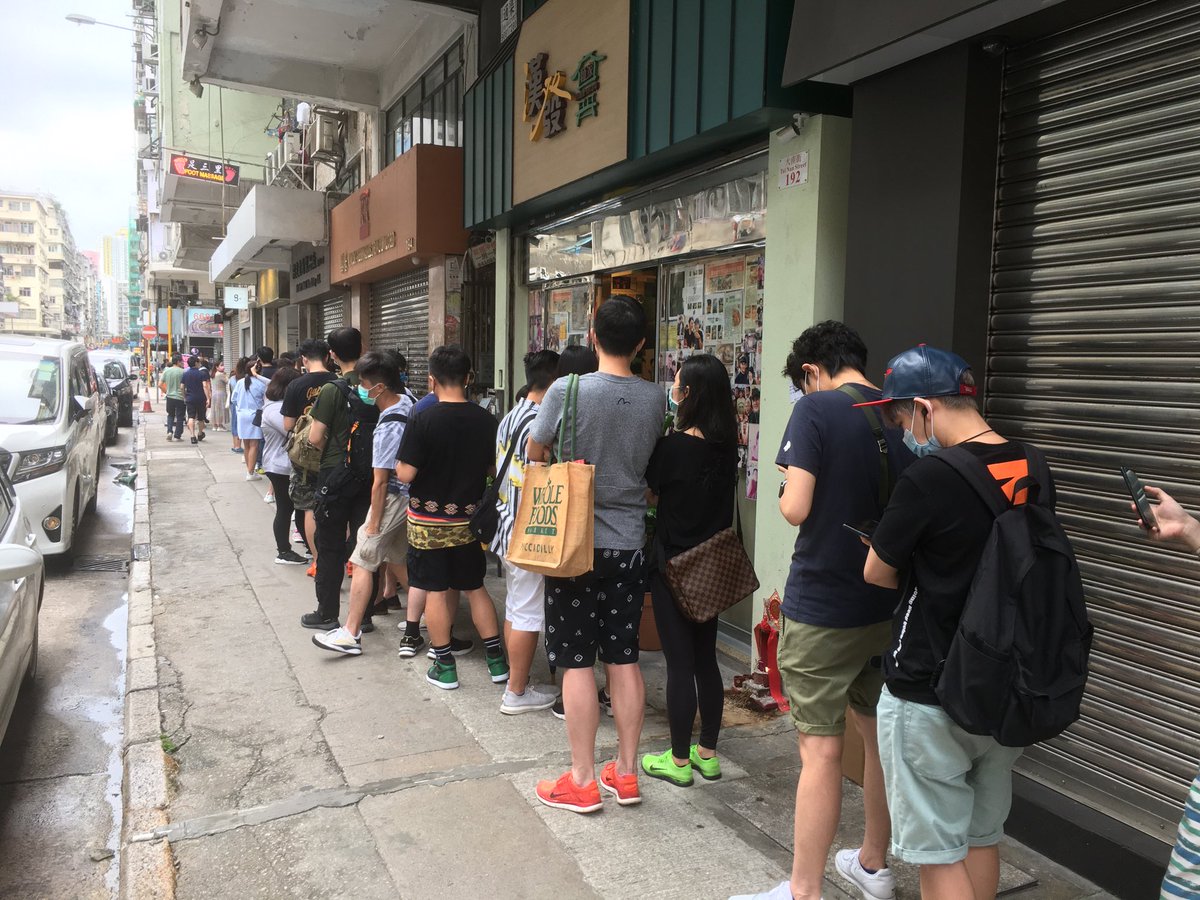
[842,519,878,541]
[1121,465,1158,530]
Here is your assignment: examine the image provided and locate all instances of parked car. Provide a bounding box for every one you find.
[89,352,136,426]
[96,370,119,446]
[0,336,104,557]
[0,464,44,745]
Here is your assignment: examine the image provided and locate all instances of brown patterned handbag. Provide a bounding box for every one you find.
[664,504,760,623]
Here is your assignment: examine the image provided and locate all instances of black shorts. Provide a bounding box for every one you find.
[545,548,646,669]
[186,399,208,421]
[407,542,487,592]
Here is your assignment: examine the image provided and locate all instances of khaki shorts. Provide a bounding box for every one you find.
[778,616,893,736]
[349,494,408,571]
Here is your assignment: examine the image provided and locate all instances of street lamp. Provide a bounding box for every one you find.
[65,14,138,33]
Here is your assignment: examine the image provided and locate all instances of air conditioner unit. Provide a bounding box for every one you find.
[307,109,346,166]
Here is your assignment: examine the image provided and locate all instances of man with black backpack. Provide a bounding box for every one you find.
[862,345,1089,900]
[301,327,379,631]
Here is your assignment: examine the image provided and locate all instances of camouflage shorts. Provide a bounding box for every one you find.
[289,468,319,511]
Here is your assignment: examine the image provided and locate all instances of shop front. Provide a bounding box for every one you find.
[290,241,348,344]
[329,144,469,392]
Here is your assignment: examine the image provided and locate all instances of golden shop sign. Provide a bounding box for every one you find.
[340,232,397,274]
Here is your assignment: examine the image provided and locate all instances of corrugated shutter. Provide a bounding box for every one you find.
[990,0,1200,839]
[320,296,345,337]
[370,269,430,391]
[222,316,239,364]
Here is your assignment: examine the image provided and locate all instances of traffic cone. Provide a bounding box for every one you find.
[142,398,154,413]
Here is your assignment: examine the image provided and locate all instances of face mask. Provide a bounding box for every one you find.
[903,403,941,458]
[356,385,378,406]
[801,367,821,396]
[668,391,679,414]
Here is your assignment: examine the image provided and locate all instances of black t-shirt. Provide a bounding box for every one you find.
[646,432,738,559]
[281,371,336,420]
[397,401,498,526]
[775,385,915,627]
[871,439,1055,705]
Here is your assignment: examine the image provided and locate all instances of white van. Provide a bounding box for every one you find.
[0,337,104,556]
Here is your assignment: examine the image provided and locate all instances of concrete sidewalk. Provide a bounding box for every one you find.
[127,411,1115,900]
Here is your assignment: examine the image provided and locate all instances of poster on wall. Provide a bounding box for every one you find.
[187,308,223,338]
[706,258,745,294]
[528,291,545,352]
[746,424,760,500]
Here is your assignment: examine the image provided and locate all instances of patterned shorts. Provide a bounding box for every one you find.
[545,548,646,669]
[289,469,319,512]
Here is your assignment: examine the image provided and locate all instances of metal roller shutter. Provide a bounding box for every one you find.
[990,0,1200,839]
[369,269,430,392]
[320,296,346,337]
[222,317,239,365]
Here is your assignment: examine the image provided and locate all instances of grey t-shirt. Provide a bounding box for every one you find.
[530,372,664,551]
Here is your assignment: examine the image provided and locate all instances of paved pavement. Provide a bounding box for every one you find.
[0,426,136,900]
[130,411,1116,900]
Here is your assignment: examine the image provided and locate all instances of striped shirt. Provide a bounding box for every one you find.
[489,397,540,557]
[1162,765,1200,898]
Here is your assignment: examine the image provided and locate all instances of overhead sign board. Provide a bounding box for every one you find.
[170,153,240,186]
[223,286,250,309]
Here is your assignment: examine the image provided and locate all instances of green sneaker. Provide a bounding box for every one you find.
[426,660,458,690]
[690,745,722,780]
[641,749,693,787]
[486,651,510,684]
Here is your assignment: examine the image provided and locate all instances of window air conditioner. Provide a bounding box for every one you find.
[308,108,346,166]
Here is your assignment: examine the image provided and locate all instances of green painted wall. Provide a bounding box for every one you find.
[749,115,852,649]
[464,58,513,229]
[158,3,278,174]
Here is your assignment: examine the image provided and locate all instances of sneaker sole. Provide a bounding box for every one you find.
[642,767,693,788]
[693,767,722,781]
[426,674,459,690]
[598,779,642,806]
[551,709,566,721]
[397,647,423,657]
[311,636,361,655]
[275,559,307,565]
[500,699,557,715]
[535,794,603,814]
[490,671,510,684]
[300,620,339,630]
[834,857,895,900]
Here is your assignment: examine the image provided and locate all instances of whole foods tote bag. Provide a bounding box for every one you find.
[507,375,594,577]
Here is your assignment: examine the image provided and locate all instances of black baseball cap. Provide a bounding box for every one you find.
[853,344,977,407]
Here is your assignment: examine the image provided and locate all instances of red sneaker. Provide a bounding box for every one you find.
[599,762,642,806]
[306,563,316,578]
[535,771,603,814]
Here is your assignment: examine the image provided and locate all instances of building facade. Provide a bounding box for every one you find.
[0,192,87,338]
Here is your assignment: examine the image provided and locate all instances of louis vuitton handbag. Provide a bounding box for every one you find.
[664,503,759,623]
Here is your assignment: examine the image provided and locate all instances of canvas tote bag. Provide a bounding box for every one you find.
[506,374,595,577]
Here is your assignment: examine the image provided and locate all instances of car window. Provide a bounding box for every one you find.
[70,355,90,399]
[0,353,62,424]
[0,471,11,532]
[103,361,127,381]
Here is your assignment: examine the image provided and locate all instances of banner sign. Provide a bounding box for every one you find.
[170,153,240,186]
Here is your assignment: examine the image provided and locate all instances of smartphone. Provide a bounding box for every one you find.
[1121,466,1157,529]
[842,519,878,540]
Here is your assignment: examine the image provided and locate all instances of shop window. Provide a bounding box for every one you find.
[384,39,465,164]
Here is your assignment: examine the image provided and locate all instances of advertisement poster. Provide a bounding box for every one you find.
[187,308,223,338]
[706,258,744,293]
[528,291,545,351]
[746,424,760,500]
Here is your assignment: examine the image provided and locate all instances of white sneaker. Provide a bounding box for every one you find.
[245,473,261,481]
[311,626,362,656]
[834,849,895,900]
[264,493,276,504]
[500,685,558,715]
[728,882,796,900]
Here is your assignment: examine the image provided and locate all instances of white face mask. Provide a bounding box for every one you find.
[903,401,942,457]
[801,366,821,396]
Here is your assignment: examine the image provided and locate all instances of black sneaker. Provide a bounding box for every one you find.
[551,696,566,720]
[426,636,475,660]
[383,594,403,610]
[275,550,307,566]
[190,436,198,444]
[367,599,390,617]
[197,432,206,442]
[599,688,614,717]
[361,619,376,634]
[300,611,339,630]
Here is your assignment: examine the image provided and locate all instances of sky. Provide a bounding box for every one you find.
[0,0,137,254]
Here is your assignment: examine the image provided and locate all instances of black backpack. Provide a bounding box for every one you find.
[931,444,1093,748]
[316,380,383,507]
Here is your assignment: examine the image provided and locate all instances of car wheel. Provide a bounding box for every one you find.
[23,608,38,686]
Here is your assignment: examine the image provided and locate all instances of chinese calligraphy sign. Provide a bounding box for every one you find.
[522,50,606,141]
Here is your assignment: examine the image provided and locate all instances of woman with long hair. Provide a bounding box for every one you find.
[231,356,269,480]
[261,367,308,565]
[229,357,247,453]
[641,353,739,786]
[210,361,229,431]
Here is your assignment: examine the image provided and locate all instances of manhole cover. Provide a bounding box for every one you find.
[72,555,131,574]
[133,543,152,561]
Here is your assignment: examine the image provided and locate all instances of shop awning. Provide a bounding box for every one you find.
[781,0,1066,85]
[209,185,328,283]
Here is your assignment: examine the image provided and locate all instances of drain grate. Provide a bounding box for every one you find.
[72,554,131,574]
[132,543,151,561]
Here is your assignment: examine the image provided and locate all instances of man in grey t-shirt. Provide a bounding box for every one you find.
[527,297,664,814]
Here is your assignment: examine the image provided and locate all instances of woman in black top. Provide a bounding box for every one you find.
[643,354,739,786]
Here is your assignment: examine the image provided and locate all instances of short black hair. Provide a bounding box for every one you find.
[675,353,737,446]
[523,349,560,392]
[298,339,329,362]
[256,346,274,364]
[391,350,408,373]
[266,366,302,401]
[186,355,198,368]
[783,320,868,388]
[428,345,471,387]
[170,354,181,366]
[326,327,361,362]
[556,345,598,377]
[593,296,645,357]
[356,350,402,393]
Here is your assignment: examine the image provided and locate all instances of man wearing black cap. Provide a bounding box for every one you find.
[862,344,1046,900]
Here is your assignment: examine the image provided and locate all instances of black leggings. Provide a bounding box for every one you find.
[266,472,296,555]
[650,571,724,760]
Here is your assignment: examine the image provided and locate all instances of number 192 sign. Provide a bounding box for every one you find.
[778,150,809,190]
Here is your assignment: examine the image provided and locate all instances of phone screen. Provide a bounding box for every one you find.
[842,519,878,540]
[1121,466,1158,529]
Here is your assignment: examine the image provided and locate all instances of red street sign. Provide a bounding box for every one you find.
[141,325,158,339]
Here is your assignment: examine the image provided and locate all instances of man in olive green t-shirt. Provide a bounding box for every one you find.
[160,355,186,441]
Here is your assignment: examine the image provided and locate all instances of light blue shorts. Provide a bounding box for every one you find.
[877,687,1023,865]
